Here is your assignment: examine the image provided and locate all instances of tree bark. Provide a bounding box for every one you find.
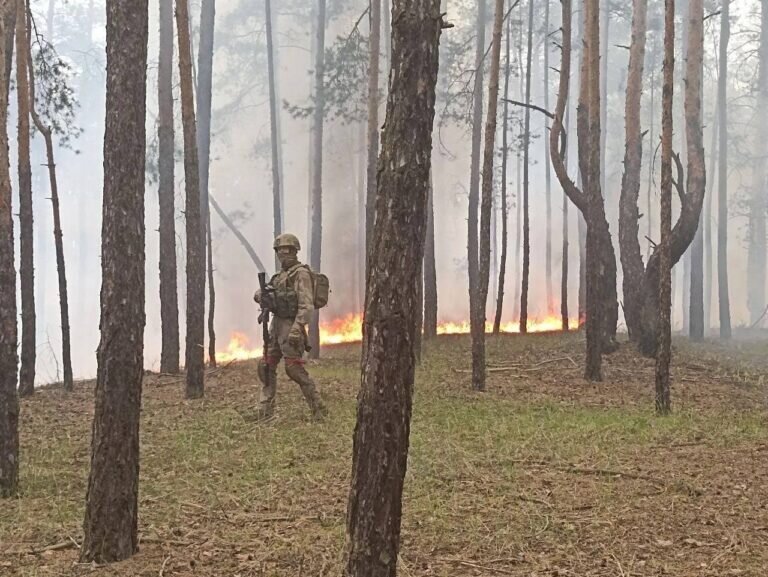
[519,0,533,334]
[632,0,705,357]
[197,0,216,367]
[0,4,18,498]
[158,0,179,374]
[475,0,505,391]
[177,0,205,397]
[619,0,648,342]
[561,89,572,331]
[16,0,35,397]
[544,0,553,315]
[494,5,512,335]
[27,6,73,392]
[343,3,443,573]
[688,0,705,340]
[748,0,768,327]
[80,0,148,561]
[468,0,486,390]
[424,173,437,339]
[308,0,326,359]
[656,0,674,416]
[717,0,731,339]
[365,0,380,268]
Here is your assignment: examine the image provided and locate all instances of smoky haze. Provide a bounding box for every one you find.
[17,0,764,384]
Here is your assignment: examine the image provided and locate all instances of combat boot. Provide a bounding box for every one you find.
[285,361,327,421]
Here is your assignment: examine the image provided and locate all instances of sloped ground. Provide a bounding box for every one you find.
[2,331,768,576]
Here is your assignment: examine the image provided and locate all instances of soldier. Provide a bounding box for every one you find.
[253,233,327,420]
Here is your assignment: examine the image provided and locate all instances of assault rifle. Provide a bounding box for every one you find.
[257,272,275,373]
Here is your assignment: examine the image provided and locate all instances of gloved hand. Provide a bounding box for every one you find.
[253,290,261,303]
[288,325,303,348]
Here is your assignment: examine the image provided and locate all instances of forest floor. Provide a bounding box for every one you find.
[2,330,768,576]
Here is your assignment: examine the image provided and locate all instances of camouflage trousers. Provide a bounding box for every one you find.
[257,317,325,418]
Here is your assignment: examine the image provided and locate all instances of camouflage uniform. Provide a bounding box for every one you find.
[255,234,326,419]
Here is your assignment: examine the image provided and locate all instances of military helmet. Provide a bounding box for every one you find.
[273,233,301,251]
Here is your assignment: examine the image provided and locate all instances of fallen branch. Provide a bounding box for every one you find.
[441,558,515,575]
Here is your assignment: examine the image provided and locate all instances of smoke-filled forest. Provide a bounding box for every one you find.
[2,0,768,575]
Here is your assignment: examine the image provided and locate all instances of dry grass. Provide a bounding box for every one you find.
[2,331,768,576]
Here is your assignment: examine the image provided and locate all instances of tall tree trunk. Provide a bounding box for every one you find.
[474,0,505,390]
[656,0,674,416]
[158,0,178,374]
[0,5,18,498]
[27,9,73,392]
[424,173,437,339]
[365,0,380,268]
[3,6,13,93]
[266,0,281,267]
[16,0,35,397]
[584,0,604,380]
[717,0,731,339]
[177,0,205,398]
[197,0,216,367]
[519,0,533,334]
[561,91,572,331]
[468,0,486,390]
[748,0,768,326]
[544,0,553,314]
[494,5,512,334]
[80,0,148,562]
[635,1,706,356]
[343,2,443,573]
[619,0,648,342]
[308,0,326,359]
[680,0,690,335]
[704,90,716,332]
[688,0,705,340]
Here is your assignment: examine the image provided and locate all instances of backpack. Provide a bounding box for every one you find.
[289,264,330,310]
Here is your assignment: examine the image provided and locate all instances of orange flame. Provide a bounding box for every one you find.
[216,314,577,362]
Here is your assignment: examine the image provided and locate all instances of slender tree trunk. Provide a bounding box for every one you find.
[177,0,205,397]
[619,0,648,341]
[747,0,768,326]
[197,0,216,367]
[424,173,437,338]
[266,0,281,265]
[0,5,18,498]
[688,0,705,341]
[468,0,486,389]
[494,5,512,334]
[308,0,326,358]
[474,0,505,390]
[27,18,73,392]
[704,89,716,332]
[512,13,523,323]
[584,0,605,380]
[519,0,533,334]
[158,0,179,374]
[544,0,553,314]
[717,0,731,339]
[16,0,35,397]
[343,2,443,573]
[80,0,148,561]
[635,0,706,356]
[561,93,571,331]
[656,0,674,416]
[365,0,380,268]
[576,1,586,328]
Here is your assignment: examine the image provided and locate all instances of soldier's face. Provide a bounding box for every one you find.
[276,246,298,265]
